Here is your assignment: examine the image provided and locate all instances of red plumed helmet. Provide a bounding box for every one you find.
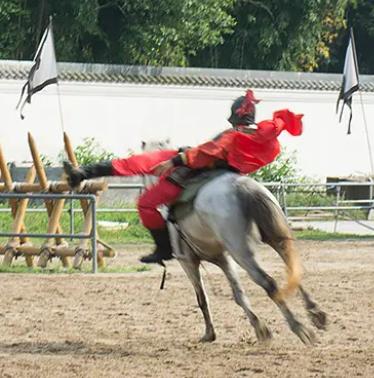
[228,89,261,127]
[236,90,261,117]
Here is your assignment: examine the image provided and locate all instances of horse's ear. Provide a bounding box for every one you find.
[141,141,146,150]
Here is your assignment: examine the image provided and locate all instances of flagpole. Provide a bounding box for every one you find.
[358,91,374,175]
[56,82,65,134]
[336,27,374,177]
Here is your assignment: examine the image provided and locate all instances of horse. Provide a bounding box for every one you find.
[168,171,327,344]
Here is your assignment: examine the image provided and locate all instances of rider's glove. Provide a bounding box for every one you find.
[178,146,191,153]
[172,153,187,167]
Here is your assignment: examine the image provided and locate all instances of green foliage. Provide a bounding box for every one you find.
[0,263,150,274]
[59,137,116,165]
[124,0,235,66]
[286,189,335,207]
[192,0,349,71]
[251,149,299,182]
[98,212,152,243]
[40,154,53,167]
[0,0,31,59]
[3,0,374,72]
[0,0,235,66]
[321,0,374,74]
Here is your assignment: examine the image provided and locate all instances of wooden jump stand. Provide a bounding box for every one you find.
[0,132,116,269]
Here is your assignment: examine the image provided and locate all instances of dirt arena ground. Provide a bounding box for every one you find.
[0,240,373,377]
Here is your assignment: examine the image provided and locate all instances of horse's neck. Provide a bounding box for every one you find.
[141,138,172,187]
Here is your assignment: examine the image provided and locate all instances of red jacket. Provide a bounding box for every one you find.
[183,109,303,174]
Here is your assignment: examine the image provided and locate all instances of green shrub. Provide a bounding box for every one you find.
[59,137,117,165]
[251,149,300,183]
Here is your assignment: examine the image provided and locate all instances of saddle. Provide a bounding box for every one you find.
[168,168,229,222]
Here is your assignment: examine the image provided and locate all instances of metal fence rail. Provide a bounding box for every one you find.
[1,181,374,216]
[1,180,374,242]
[0,192,98,273]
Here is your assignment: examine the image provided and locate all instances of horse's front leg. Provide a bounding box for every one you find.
[178,257,216,342]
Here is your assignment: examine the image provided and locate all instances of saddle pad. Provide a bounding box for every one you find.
[170,169,228,221]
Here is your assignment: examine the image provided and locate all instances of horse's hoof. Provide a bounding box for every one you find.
[292,322,316,345]
[254,320,272,343]
[308,308,327,330]
[200,331,216,343]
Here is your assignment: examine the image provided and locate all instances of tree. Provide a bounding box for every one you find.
[0,0,31,59]
[109,0,235,66]
[319,0,374,74]
[4,0,374,73]
[191,0,349,71]
[0,0,235,66]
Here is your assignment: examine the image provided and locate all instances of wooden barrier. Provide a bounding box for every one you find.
[0,144,36,267]
[63,132,108,269]
[0,133,116,269]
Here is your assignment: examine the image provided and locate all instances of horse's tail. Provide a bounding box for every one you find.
[235,177,302,299]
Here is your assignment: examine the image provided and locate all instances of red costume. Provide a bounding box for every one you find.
[112,150,182,229]
[111,108,303,229]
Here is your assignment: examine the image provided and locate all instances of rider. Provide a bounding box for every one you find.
[63,90,303,264]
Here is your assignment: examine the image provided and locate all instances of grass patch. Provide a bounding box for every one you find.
[0,263,150,274]
[0,206,152,245]
[294,229,374,240]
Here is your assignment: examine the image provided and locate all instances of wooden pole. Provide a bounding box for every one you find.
[2,167,36,267]
[63,132,107,268]
[0,144,36,267]
[28,132,70,268]
[0,145,13,190]
[0,145,17,217]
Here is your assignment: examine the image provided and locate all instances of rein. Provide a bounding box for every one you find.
[158,260,167,290]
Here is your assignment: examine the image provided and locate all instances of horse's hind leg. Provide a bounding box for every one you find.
[215,254,272,343]
[300,285,327,330]
[178,257,216,342]
[227,240,315,344]
[268,239,327,330]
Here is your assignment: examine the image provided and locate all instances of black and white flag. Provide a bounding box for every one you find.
[16,18,58,119]
[336,28,359,134]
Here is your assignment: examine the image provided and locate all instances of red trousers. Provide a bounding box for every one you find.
[111,150,183,229]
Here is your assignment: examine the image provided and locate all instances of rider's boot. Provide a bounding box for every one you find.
[63,160,113,189]
[140,227,174,264]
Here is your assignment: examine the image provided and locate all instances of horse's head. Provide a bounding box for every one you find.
[141,138,171,152]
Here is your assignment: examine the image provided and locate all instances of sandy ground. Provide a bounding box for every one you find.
[0,240,373,378]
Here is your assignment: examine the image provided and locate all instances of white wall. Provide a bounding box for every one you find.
[1,78,373,179]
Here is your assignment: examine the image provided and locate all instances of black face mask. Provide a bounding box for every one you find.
[228,97,256,127]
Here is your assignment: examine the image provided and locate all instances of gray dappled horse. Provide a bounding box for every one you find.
[169,172,327,344]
